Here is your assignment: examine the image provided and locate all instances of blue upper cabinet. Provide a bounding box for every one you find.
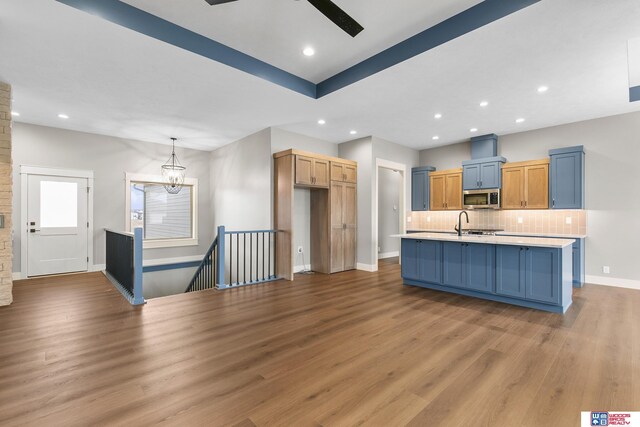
[412,166,435,211]
[462,157,506,190]
[549,146,585,209]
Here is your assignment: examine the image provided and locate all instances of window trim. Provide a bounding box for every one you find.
[125,173,199,249]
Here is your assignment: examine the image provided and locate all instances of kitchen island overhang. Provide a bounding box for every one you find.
[395,233,575,313]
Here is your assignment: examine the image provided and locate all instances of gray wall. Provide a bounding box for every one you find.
[209,128,272,231]
[419,111,640,282]
[419,141,471,170]
[12,123,213,273]
[378,168,401,256]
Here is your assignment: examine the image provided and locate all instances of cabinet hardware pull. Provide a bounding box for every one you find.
[552,199,555,207]
[480,180,482,187]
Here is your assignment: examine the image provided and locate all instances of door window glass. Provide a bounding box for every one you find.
[40,181,78,227]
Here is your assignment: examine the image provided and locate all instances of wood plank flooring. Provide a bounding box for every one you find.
[0,261,638,426]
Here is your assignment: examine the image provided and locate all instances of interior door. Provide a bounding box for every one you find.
[27,175,89,277]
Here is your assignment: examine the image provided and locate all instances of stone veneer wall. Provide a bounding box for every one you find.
[409,209,587,236]
[0,82,12,306]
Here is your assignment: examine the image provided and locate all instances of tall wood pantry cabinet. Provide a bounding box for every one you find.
[273,150,357,280]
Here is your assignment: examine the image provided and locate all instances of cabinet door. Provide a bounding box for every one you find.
[445,173,462,210]
[330,182,345,273]
[572,239,583,287]
[313,159,330,188]
[344,165,357,183]
[501,167,524,209]
[496,246,526,298]
[343,183,357,271]
[480,162,500,189]
[466,243,495,293]
[525,247,560,304]
[442,242,465,288]
[430,175,446,210]
[417,240,441,284]
[330,163,344,182]
[295,155,314,186]
[524,164,548,209]
[463,165,481,190]
[401,239,419,280]
[412,170,428,211]
[550,152,583,209]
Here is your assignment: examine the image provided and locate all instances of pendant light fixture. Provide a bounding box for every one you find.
[161,137,186,194]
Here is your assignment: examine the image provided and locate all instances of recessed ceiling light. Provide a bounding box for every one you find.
[350,130,357,135]
[303,46,315,57]
[317,119,326,125]
[11,111,19,117]
[537,86,549,93]
[58,114,69,119]
[516,118,525,123]
[432,136,440,140]
[480,101,489,107]
[470,128,478,133]
[434,113,442,119]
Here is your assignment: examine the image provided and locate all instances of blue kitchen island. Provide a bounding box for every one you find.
[398,233,575,313]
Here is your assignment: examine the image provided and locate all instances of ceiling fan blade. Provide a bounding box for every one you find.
[204,0,238,5]
[306,0,364,37]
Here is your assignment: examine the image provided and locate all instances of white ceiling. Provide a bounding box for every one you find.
[123,0,482,83]
[1,0,639,151]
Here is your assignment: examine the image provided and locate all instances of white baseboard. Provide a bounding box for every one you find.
[91,264,106,272]
[586,275,640,290]
[357,263,377,272]
[12,272,22,280]
[378,251,399,259]
[294,264,311,273]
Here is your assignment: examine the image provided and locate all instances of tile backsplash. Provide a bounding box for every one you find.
[408,210,587,236]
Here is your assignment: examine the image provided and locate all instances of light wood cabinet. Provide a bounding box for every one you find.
[331,162,357,183]
[295,155,329,188]
[331,181,357,273]
[274,149,357,279]
[501,159,549,209]
[429,169,463,211]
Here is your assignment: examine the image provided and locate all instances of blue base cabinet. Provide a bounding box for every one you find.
[401,239,441,284]
[572,238,585,287]
[442,242,494,293]
[402,239,573,313]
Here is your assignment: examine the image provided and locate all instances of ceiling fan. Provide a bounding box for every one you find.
[204,0,364,38]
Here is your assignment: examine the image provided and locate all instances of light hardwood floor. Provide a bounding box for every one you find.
[0,263,638,426]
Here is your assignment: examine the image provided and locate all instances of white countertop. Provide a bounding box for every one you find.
[394,232,575,248]
[407,229,587,239]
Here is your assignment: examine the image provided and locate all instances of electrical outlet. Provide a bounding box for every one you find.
[427,216,431,223]
[517,217,523,224]
[565,217,572,225]
[297,246,303,254]
[407,216,412,223]
[378,246,381,252]
[603,266,610,274]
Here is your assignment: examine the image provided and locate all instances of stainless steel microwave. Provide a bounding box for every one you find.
[463,189,500,209]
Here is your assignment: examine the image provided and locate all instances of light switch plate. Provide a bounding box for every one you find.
[407,217,412,223]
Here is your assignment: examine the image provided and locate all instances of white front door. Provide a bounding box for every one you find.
[26,174,89,277]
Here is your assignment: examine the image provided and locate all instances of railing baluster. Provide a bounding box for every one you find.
[268,232,271,279]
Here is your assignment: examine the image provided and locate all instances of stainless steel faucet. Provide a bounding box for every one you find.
[456,210,469,236]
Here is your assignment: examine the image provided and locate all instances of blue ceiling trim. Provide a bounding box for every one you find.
[316,0,541,98]
[55,0,317,98]
[630,86,640,102]
[56,0,540,99]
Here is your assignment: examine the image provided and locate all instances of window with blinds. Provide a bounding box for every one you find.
[130,183,193,240]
